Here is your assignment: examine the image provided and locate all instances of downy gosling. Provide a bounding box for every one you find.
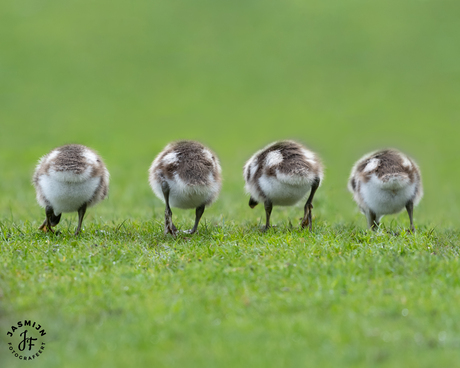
[244,140,324,231]
[149,140,222,236]
[33,144,109,235]
[348,149,423,232]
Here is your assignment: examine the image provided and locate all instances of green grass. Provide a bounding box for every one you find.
[1,0,460,366]
[2,223,460,367]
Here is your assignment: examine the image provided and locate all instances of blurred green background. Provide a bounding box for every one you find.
[1,0,459,225]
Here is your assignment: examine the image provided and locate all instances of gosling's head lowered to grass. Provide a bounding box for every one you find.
[243,140,324,231]
[33,144,110,235]
[348,149,423,232]
[149,140,222,236]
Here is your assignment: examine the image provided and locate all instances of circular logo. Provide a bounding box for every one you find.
[6,320,46,361]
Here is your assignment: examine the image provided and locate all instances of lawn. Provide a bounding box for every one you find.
[1,0,460,367]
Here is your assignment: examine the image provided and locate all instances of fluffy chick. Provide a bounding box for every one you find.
[348,149,423,232]
[149,140,222,236]
[244,140,324,231]
[33,144,109,235]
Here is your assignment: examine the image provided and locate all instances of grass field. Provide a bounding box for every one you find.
[1,0,460,367]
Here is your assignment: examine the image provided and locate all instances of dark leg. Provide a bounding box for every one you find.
[263,200,273,231]
[75,203,87,235]
[161,181,177,236]
[367,210,379,231]
[187,204,205,234]
[249,196,258,208]
[38,219,47,231]
[50,212,62,227]
[406,200,415,233]
[39,205,61,233]
[301,178,320,231]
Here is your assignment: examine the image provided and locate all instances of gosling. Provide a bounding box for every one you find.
[244,140,324,231]
[149,140,222,236]
[348,149,423,232]
[33,144,109,235]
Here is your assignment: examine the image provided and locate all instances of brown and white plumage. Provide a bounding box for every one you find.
[33,144,109,235]
[149,140,222,236]
[348,149,423,232]
[244,140,324,230]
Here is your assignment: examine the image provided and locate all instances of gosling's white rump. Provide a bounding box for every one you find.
[348,149,423,231]
[37,174,101,215]
[243,140,324,230]
[360,174,417,216]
